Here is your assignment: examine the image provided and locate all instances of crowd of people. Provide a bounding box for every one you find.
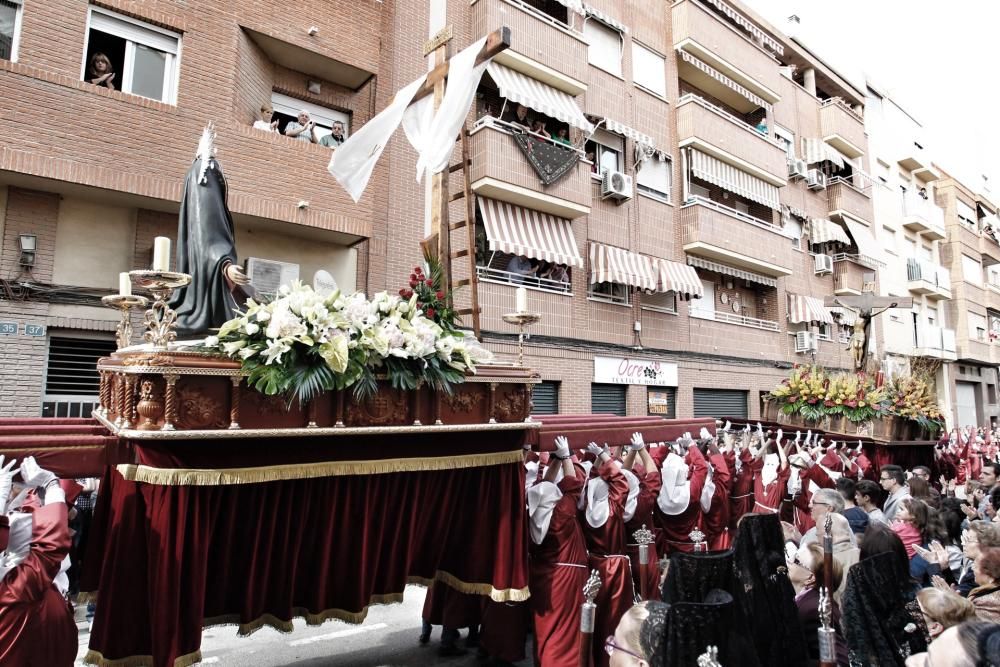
[252,106,348,148]
[421,424,1000,666]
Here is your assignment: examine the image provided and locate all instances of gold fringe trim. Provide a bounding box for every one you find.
[82,648,201,667]
[116,449,524,486]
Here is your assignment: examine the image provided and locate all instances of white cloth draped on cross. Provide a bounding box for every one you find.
[328,36,490,202]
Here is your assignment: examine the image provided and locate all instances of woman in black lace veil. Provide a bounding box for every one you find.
[662,550,737,603]
[841,551,930,666]
[732,513,809,667]
[665,589,757,667]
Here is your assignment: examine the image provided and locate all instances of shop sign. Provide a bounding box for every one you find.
[593,356,677,386]
[648,389,671,415]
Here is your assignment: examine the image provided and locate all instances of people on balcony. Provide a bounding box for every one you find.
[284,110,319,144]
[506,255,538,284]
[252,105,278,133]
[87,53,116,90]
[502,104,534,132]
[553,127,572,147]
[320,121,347,149]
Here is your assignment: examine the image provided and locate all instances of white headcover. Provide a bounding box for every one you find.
[54,554,71,596]
[527,481,563,545]
[621,469,640,522]
[699,462,715,513]
[0,512,32,581]
[584,476,611,528]
[576,462,594,510]
[761,453,780,487]
[787,466,802,495]
[524,461,539,491]
[657,452,691,516]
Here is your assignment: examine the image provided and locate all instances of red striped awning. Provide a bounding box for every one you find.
[477,197,583,268]
[590,243,656,290]
[656,259,703,299]
[788,294,834,324]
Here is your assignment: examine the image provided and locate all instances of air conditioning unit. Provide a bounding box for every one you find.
[787,158,808,180]
[794,331,817,353]
[806,169,827,190]
[814,253,834,275]
[601,169,633,201]
[246,257,300,299]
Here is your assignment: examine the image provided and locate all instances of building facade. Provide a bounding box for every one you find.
[0,0,880,420]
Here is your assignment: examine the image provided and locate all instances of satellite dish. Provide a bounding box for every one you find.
[313,270,338,297]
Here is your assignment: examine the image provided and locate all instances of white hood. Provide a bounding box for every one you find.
[527,481,563,545]
[699,462,715,513]
[787,466,802,496]
[584,476,611,528]
[621,469,640,522]
[576,462,594,510]
[761,453,780,487]
[0,512,32,581]
[657,452,691,516]
[524,461,539,491]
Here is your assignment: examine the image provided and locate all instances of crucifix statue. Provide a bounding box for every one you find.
[825,289,912,372]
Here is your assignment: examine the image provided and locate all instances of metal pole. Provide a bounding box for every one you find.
[579,569,601,667]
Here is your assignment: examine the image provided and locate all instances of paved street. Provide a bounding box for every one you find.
[74,586,534,666]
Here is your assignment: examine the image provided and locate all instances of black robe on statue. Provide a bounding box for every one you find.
[167,157,255,337]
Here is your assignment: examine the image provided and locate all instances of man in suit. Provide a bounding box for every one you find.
[880,464,911,523]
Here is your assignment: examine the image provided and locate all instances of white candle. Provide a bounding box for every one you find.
[152,237,171,271]
[516,286,527,314]
[119,272,132,297]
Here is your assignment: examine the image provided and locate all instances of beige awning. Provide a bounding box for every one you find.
[687,256,777,288]
[808,218,851,245]
[478,197,583,267]
[788,294,834,324]
[486,63,594,132]
[555,0,585,15]
[676,50,770,110]
[803,138,844,168]
[700,0,783,55]
[590,115,655,152]
[590,243,656,290]
[583,4,628,32]
[688,149,780,210]
[843,219,886,266]
[656,259,703,300]
[831,307,857,326]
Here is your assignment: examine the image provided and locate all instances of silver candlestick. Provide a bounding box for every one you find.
[101,294,149,349]
[501,312,540,367]
[130,270,192,349]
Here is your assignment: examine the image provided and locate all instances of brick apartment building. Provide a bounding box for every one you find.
[0,0,889,420]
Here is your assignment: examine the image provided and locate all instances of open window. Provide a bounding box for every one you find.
[0,0,22,62]
[270,92,351,144]
[588,281,630,305]
[585,128,623,177]
[83,6,181,103]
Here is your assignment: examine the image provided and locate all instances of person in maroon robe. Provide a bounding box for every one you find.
[622,432,662,600]
[0,457,77,667]
[578,442,632,667]
[728,431,756,532]
[701,431,733,551]
[787,435,837,535]
[527,436,588,667]
[653,437,709,554]
[751,428,790,516]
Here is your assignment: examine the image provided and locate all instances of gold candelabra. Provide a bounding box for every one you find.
[130,270,192,349]
[501,312,540,367]
[101,294,149,349]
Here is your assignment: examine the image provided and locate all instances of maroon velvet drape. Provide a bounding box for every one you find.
[871,442,936,477]
[81,433,529,667]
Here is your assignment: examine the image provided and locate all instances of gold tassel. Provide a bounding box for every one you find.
[116,450,523,486]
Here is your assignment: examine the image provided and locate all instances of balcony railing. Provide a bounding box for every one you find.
[477,266,572,295]
[832,255,875,294]
[691,309,780,331]
[907,258,951,287]
[915,325,957,355]
[901,192,946,238]
[818,98,866,157]
[827,177,874,224]
[684,195,780,232]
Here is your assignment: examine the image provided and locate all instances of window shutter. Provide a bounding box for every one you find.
[692,388,748,419]
[591,383,626,416]
[532,381,559,415]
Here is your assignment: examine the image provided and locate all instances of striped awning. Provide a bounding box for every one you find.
[700,0,783,55]
[688,149,780,210]
[843,219,885,265]
[583,4,628,32]
[803,138,844,168]
[555,0,586,15]
[486,63,594,132]
[591,116,654,152]
[656,259,703,299]
[831,307,857,326]
[788,294,834,325]
[686,255,777,288]
[477,197,583,268]
[808,218,851,245]
[676,50,770,110]
[590,243,656,290]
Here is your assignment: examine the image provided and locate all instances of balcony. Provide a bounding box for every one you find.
[832,255,876,295]
[680,198,792,277]
[691,309,780,331]
[985,284,1000,312]
[469,119,591,219]
[907,258,952,300]
[898,143,932,174]
[958,337,992,364]
[818,99,866,159]
[672,0,782,104]
[982,226,1000,266]
[901,192,946,240]
[828,178,873,225]
[676,95,788,184]
[914,325,957,361]
[472,0,588,93]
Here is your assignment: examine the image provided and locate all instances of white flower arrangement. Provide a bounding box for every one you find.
[206,281,492,404]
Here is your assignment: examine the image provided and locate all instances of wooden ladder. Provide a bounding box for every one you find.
[446,127,482,341]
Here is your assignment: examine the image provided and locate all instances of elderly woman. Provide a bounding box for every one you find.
[605,600,668,667]
[968,546,1000,621]
[787,542,850,665]
[914,588,977,639]
[903,621,1000,667]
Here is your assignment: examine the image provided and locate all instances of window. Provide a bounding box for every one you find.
[968,313,988,341]
[962,254,983,285]
[689,279,715,319]
[988,265,1000,288]
[647,387,676,418]
[689,182,711,200]
[921,245,934,262]
[586,129,623,176]
[988,384,997,405]
[270,92,350,144]
[773,126,795,159]
[532,381,560,415]
[734,201,750,215]
[882,226,897,254]
[785,216,803,250]
[0,0,22,62]
[958,201,979,231]
[636,155,671,201]
[43,336,116,417]
[584,18,622,77]
[83,7,181,103]
[588,281,630,305]
[641,290,677,314]
[816,322,833,341]
[592,383,627,416]
[631,42,666,97]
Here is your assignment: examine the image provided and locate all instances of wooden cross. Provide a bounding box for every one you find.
[824,291,913,372]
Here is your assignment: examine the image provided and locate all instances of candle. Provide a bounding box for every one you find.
[152,237,171,271]
[516,286,527,314]
[119,272,132,297]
